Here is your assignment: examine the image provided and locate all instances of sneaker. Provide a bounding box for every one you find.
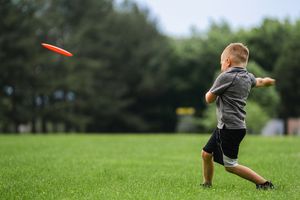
[256,181,274,190]
[201,182,212,188]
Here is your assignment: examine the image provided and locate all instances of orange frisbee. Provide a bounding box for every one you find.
[41,43,73,57]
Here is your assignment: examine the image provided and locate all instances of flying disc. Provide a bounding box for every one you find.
[41,43,73,57]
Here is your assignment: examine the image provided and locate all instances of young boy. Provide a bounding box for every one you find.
[201,43,275,189]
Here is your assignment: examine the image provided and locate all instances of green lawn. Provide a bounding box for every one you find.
[0,134,299,200]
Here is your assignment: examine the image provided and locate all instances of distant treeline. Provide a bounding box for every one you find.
[1,0,299,133]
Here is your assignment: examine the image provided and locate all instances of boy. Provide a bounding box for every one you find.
[201,43,275,189]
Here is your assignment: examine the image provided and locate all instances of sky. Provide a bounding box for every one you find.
[131,0,300,36]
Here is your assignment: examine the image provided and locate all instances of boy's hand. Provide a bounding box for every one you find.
[255,77,276,87]
[264,78,276,86]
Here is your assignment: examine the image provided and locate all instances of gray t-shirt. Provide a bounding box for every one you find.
[209,67,256,129]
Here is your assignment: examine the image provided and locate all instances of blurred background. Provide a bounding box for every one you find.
[1,0,300,135]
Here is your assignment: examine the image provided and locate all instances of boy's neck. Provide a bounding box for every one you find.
[224,66,246,72]
[230,65,246,69]
[222,65,246,72]
[228,65,246,69]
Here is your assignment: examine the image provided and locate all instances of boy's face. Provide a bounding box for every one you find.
[220,52,231,72]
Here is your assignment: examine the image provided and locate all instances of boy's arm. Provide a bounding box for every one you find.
[205,72,231,104]
[205,91,217,104]
[255,77,276,87]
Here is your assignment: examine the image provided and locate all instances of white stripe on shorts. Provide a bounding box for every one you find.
[223,154,238,167]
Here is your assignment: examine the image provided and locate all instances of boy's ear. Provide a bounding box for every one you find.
[226,58,231,67]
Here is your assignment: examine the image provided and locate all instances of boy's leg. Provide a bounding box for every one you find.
[225,164,266,184]
[202,128,223,186]
[202,150,214,185]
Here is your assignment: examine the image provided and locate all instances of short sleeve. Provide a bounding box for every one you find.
[209,72,234,96]
[249,73,256,88]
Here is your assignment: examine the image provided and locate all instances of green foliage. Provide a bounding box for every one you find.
[273,20,300,118]
[199,104,217,131]
[1,135,300,199]
[71,1,173,132]
[247,62,280,117]
[245,101,270,134]
[245,18,292,72]
[0,0,173,132]
[0,0,42,132]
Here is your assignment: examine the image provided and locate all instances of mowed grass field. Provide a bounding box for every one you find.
[0,134,299,200]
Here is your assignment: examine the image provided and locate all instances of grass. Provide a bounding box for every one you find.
[0,134,299,200]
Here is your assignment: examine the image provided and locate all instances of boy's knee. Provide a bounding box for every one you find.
[201,150,213,161]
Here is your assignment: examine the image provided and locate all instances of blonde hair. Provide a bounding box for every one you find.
[223,43,249,66]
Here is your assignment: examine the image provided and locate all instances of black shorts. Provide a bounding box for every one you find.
[203,128,246,167]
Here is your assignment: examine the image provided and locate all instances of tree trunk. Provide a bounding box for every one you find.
[65,122,71,133]
[53,122,59,133]
[31,118,37,133]
[14,122,19,133]
[41,117,47,133]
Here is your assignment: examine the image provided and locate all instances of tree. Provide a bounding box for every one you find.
[66,0,174,132]
[245,18,292,72]
[0,0,42,132]
[273,20,300,119]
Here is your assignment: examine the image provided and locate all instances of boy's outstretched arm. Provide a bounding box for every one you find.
[205,92,217,104]
[255,77,276,87]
